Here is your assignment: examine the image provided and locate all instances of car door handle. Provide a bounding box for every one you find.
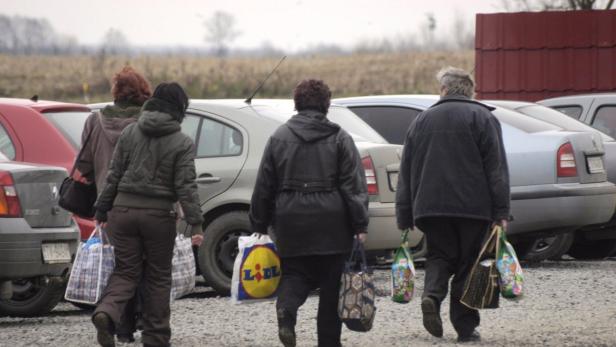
[196,176,221,184]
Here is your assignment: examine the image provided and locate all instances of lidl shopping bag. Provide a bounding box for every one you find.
[391,229,416,303]
[496,226,524,299]
[231,233,281,303]
[65,226,114,305]
[171,233,196,300]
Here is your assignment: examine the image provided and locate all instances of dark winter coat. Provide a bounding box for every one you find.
[396,95,510,230]
[77,103,141,193]
[249,110,369,257]
[95,98,204,234]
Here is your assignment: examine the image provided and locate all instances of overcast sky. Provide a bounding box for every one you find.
[0,0,506,51]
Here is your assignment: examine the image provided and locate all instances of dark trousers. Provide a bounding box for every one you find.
[416,217,490,337]
[276,254,347,347]
[94,207,176,347]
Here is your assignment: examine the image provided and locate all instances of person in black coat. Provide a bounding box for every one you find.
[250,79,369,347]
[396,67,510,343]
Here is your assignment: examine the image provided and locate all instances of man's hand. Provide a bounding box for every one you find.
[355,232,367,244]
[192,234,204,247]
[494,219,508,230]
[95,220,107,229]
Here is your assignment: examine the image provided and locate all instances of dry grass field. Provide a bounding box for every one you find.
[0,51,473,103]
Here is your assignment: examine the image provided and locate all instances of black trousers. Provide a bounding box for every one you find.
[416,217,490,337]
[94,207,177,347]
[276,254,347,347]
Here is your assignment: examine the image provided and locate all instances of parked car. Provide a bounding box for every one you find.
[0,98,95,240]
[539,93,616,139]
[335,95,616,261]
[0,152,79,317]
[488,100,616,259]
[90,99,414,294]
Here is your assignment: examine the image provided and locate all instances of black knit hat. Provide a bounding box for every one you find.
[152,82,189,122]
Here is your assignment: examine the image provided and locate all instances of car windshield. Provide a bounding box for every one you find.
[250,105,387,144]
[491,108,563,133]
[43,111,91,149]
[517,105,615,142]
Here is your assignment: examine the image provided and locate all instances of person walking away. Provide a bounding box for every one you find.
[91,82,204,347]
[76,65,151,343]
[396,67,510,343]
[250,79,369,347]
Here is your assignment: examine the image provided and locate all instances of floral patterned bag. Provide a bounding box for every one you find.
[496,226,524,299]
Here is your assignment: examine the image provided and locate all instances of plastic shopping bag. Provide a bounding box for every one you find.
[65,226,115,305]
[231,233,281,303]
[496,226,524,299]
[391,229,416,303]
[171,233,196,300]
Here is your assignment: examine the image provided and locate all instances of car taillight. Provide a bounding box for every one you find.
[362,156,378,195]
[0,171,21,217]
[557,142,577,177]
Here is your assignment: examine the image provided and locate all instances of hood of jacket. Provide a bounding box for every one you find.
[285,110,340,142]
[97,102,141,144]
[138,98,182,137]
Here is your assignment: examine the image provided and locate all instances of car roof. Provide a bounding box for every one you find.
[0,98,90,113]
[540,93,616,103]
[334,94,440,109]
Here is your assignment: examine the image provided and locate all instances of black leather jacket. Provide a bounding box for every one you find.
[250,110,369,257]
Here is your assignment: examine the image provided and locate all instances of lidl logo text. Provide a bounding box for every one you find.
[243,264,281,282]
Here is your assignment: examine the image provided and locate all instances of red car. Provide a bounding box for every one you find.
[0,98,94,239]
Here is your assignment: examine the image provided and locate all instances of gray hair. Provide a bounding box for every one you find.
[436,66,475,98]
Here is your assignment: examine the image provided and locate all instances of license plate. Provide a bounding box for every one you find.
[388,172,399,191]
[42,243,71,264]
[586,156,604,174]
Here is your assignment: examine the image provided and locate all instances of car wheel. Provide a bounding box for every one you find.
[199,211,251,295]
[0,277,65,317]
[517,233,572,262]
[548,232,574,260]
[568,238,616,260]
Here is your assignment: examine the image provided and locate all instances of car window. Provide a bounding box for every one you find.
[43,111,92,149]
[592,106,616,139]
[181,115,201,142]
[553,105,583,120]
[517,105,614,142]
[349,106,421,145]
[491,108,563,133]
[197,117,243,157]
[0,122,16,160]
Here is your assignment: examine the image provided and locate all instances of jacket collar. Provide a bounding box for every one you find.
[432,94,495,111]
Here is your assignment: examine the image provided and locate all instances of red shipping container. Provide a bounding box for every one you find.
[475,10,616,101]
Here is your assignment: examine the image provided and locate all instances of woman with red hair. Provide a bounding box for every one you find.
[76,66,151,343]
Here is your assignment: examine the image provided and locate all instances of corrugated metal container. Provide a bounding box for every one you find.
[475,10,616,101]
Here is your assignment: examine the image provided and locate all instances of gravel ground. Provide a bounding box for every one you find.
[2,259,616,347]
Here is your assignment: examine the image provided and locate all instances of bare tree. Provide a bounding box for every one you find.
[420,13,437,50]
[101,28,130,55]
[204,11,241,57]
[452,12,475,50]
[499,0,614,10]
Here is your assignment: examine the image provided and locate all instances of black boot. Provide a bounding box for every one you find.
[421,296,443,338]
[458,330,481,343]
[92,312,116,347]
[277,308,296,347]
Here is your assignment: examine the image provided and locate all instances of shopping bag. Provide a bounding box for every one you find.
[65,226,115,305]
[338,239,376,332]
[496,226,524,299]
[231,233,281,303]
[391,229,416,303]
[460,226,500,310]
[171,232,196,300]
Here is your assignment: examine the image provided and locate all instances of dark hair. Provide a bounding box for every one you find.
[293,79,331,114]
[111,66,152,106]
[152,82,189,122]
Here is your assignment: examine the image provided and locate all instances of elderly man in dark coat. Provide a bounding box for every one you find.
[396,67,510,343]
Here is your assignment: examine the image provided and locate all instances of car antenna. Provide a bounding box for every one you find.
[245,55,286,105]
[30,95,39,102]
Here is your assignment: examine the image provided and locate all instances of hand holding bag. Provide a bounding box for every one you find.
[460,226,500,310]
[65,226,115,305]
[338,239,376,332]
[58,125,97,218]
[391,229,416,303]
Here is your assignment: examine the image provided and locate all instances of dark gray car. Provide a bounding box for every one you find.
[0,154,79,317]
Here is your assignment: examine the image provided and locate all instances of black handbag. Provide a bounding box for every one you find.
[58,126,97,218]
[338,240,377,332]
[460,226,500,310]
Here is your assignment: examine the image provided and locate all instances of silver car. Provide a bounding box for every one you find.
[335,95,616,261]
[488,100,616,259]
[91,100,414,294]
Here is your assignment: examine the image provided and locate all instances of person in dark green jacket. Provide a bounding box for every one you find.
[91,82,204,347]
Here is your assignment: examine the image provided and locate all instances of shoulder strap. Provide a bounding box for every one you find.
[70,113,97,176]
